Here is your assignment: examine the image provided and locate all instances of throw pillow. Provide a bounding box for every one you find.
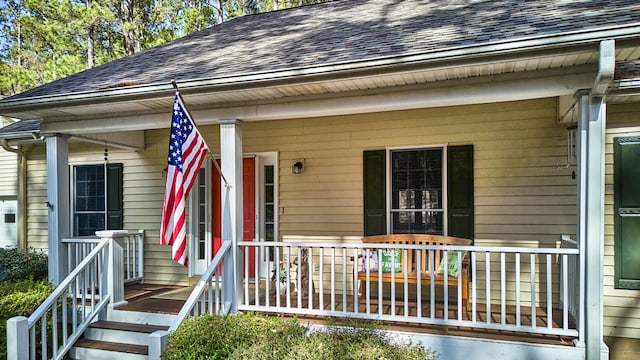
[436,251,465,277]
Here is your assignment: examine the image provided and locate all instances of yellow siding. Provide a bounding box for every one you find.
[25,98,577,290]
[0,147,17,197]
[604,102,640,339]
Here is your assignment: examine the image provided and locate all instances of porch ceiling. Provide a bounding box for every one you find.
[7,44,640,132]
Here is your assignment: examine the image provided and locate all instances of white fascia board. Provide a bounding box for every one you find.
[40,70,594,135]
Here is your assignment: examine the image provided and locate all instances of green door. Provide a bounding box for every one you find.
[614,137,640,289]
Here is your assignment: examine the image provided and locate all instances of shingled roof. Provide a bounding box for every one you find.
[4,0,640,102]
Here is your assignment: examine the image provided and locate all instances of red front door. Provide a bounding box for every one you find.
[212,158,256,277]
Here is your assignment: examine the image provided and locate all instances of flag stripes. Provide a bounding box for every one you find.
[160,92,208,266]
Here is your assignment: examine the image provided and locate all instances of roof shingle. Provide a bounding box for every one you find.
[6,0,640,101]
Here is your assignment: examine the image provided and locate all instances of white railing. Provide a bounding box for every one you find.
[148,241,232,359]
[238,241,580,338]
[6,230,131,360]
[63,230,145,284]
[560,234,580,331]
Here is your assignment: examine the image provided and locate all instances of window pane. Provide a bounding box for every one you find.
[75,165,105,211]
[74,213,105,237]
[392,211,442,234]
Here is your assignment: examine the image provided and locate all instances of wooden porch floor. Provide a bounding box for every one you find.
[118,284,577,347]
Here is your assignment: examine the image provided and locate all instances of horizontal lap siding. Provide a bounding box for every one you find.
[252,98,574,245]
[24,98,576,290]
[604,102,640,339]
[0,148,17,197]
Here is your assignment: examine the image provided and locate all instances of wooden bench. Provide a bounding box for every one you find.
[356,234,471,313]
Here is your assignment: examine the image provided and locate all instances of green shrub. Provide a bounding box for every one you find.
[0,247,48,283]
[165,313,306,360]
[0,279,54,360]
[165,313,437,360]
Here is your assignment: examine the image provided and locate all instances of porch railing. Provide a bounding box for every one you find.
[62,229,145,284]
[6,230,129,360]
[238,241,580,338]
[148,241,232,359]
[560,234,581,333]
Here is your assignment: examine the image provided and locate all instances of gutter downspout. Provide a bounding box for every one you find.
[580,39,614,360]
[1,139,27,251]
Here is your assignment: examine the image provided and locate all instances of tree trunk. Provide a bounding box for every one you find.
[87,0,95,68]
[217,0,224,23]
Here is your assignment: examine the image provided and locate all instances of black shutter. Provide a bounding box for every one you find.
[363,150,386,236]
[614,137,640,289]
[106,163,123,230]
[447,145,474,241]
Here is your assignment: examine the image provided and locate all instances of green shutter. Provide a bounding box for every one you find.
[363,150,386,236]
[447,145,474,241]
[106,163,123,230]
[614,137,640,289]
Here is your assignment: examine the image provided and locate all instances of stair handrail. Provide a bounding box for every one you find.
[7,237,112,360]
[148,240,232,359]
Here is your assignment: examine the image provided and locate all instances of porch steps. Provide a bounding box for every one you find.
[69,312,174,359]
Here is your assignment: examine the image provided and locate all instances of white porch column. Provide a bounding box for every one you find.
[577,92,608,360]
[577,40,614,360]
[46,134,70,285]
[218,119,243,313]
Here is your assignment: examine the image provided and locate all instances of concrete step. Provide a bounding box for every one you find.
[84,321,168,346]
[70,339,148,360]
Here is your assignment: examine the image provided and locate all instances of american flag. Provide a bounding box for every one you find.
[160,92,209,266]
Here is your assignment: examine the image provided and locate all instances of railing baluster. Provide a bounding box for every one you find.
[53,305,58,356]
[378,250,383,316]
[471,250,476,323]
[501,252,506,326]
[319,247,324,311]
[297,247,302,309]
[485,251,490,324]
[403,249,409,318]
[342,247,347,313]
[430,249,435,319]
[276,246,281,308]
[353,247,359,314]
[41,315,47,359]
[444,250,448,320]
[457,250,462,321]
[308,247,314,310]
[516,252,521,327]
[365,248,370,314]
[530,253,536,329]
[30,325,36,360]
[563,254,569,331]
[286,246,291,308]
[255,244,260,307]
[244,245,249,305]
[546,253,552,330]
[417,250,422,319]
[391,247,396,317]
[331,247,335,312]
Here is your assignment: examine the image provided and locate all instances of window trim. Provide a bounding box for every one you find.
[385,145,448,235]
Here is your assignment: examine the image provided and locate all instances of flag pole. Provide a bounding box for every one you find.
[170,79,231,188]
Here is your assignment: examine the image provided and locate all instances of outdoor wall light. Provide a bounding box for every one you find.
[292,159,304,174]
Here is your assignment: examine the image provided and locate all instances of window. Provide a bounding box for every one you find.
[264,165,275,260]
[72,163,123,237]
[390,148,443,234]
[364,145,473,239]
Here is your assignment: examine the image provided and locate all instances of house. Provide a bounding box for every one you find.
[1,1,640,359]
[0,116,20,248]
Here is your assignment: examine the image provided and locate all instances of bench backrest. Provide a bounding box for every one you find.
[361,234,472,274]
